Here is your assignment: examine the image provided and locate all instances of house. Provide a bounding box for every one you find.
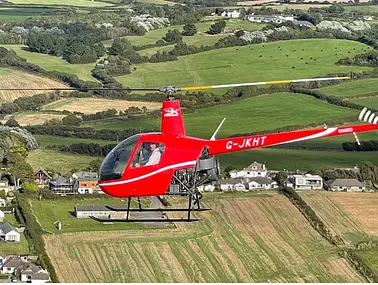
[247,14,294,23]
[20,263,50,283]
[289,174,323,190]
[49,176,75,195]
[2,255,26,274]
[0,222,20,242]
[73,178,98,194]
[197,184,216,192]
[363,16,373,21]
[0,211,4,223]
[324,179,365,192]
[230,161,267,178]
[0,198,5,207]
[0,253,5,266]
[218,178,247,191]
[71,171,98,181]
[293,20,314,28]
[34,168,52,186]
[221,10,240,18]
[0,180,8,192]
[246,177,279,190]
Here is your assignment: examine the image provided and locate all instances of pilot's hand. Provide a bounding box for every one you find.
[134,163,140,167]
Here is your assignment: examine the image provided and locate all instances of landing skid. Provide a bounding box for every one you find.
[91,194,209,223]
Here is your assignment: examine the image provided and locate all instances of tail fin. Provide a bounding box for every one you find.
[161,100,185,137]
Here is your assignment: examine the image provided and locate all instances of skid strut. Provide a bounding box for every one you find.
[90,193,210,223]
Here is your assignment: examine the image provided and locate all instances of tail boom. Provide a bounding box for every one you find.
[207,123,378,155]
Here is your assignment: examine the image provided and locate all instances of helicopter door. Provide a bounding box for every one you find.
[130,142,166,168]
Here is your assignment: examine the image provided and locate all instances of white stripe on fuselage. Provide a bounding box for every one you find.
[99,160,197,186]
[272,127,337,146]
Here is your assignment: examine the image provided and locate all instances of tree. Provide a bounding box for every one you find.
[182,23,197,36]
[62,114,82,126]
[208,20,226,35]
[163,29,183,43]
[21,182,39,192]
[5,118,20,128]
[4,153,33,187]
[88,158,102,172]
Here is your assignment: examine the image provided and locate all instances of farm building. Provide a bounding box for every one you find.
[324,179,365,192]
[288,174,323,190]
[74,205,130,219]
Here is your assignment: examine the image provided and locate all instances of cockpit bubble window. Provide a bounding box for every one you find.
[131,142,165,168]
[99,134,140,181]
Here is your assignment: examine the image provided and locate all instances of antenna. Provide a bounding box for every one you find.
[210,118,226,141]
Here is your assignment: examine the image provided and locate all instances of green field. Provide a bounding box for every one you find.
[0,215,29,254]
[135,0,176,5]
[0,45,97,82]
[9,0,111,6]
[88,92,359,138]
[344,5,378,12]
[350,97,378,109]
[26,149,94,173]
[251,4,331,10]
[357,247,378,276]
[318,78,378,98]
[218,146,378,171]
[0,7,57,22]
[116,39,372,88]
[34,135,116,148]
[30,198,149,234]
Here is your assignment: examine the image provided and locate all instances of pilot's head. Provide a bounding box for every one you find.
[150,142,158,150]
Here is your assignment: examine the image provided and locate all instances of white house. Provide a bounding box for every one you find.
[324,179,365,192]
[0,222,20,242]
[219,178,247,191]
[0,210,4,223]
[0,198,5,207]
[21,264,50,283]
[230,161,267,178]
[197,184,215,192]
[247,14,294,23]
[221,10,240,18]
[289,174,323,190]
[2,255,27,274]
[246,177,279,190]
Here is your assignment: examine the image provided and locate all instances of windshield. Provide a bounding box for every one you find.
[99,134,140,181]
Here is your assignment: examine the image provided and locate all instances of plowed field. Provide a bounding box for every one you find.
[43,193,363,283]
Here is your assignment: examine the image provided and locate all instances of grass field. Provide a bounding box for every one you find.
[218,147,378,171]
[318,78,378,98]
[116,39,372,88]
[0,214,29,254]
[356,247,378,276]
[43,192,363,282]
[30,198,150,234]
[42,98,161,114]
[9,0,111,6]
[87,92,359,138]
[344,5,378,12]
[135,0,176,5]
[26,149,94,173]
[0,68,68,102]
[0,45,97,82]
[0,7,56,22]
[248,4,331,10]
[34,135,116,147]
[350,97,378,109]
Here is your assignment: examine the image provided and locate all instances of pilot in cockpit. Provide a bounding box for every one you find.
[134,142,161,167]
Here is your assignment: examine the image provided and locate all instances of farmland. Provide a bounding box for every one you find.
[318,78,378,98]
[350,97,378,109]
[42,192,363,283]
[9,112,65,126]
[9,0,111,7]
[0,7,58,22]
[41,98,161,114]
[0,68,68,102]
[116,39,372,88]
[0,45,97,82]
[87,92,359,138]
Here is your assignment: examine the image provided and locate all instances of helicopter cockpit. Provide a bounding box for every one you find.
[99,134,140,181]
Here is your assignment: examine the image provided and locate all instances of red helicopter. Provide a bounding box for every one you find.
[4,77,378,222]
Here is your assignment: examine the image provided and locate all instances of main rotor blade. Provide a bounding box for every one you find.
[180,76,350,91]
